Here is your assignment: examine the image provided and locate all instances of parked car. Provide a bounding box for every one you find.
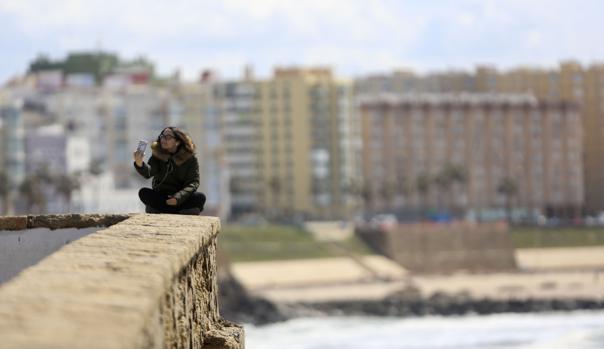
[369,214,398,231]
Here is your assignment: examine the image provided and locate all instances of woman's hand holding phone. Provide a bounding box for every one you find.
[133,150,144,167]
[133,140,147,167]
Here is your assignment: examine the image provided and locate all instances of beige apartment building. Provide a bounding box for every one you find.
[179,68,360,220]
[583,64,604,213]
[492,62,604,214]
[256,68,359,219]
[179,81,231,219]
[358,93,583,219]
[357,61,604,214]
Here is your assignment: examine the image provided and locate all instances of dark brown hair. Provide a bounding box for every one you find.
[157,127,196,154]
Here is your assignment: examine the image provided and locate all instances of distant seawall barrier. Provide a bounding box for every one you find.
[0,214,243,349]
[356,221,517,273]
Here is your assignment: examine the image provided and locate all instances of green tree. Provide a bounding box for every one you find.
[268,177,282,218]
[361,183,374,212]
[432,164,468,213]
[19,175,46,214]
[28,54,64,73]
[54,173,81,212]
[342,178,364,216]
[415,173,431,212]
[497,176,518,223]
[269,177,282,198]
[88,161,104,213]
[443,163,467,210]
[379,180,397,210]
[19,165,56,214]
[395,174,409,196]
[229,177,245,195]
[89,161,103,176]
[433,170,452,211]
[0,172,10,215]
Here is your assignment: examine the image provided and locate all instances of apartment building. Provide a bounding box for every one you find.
[256,68,358,219]
[358,93,583,219]
[357,61,604,214]
[0,95,26,214]
[180,81,230,219]
[213,80,260,216]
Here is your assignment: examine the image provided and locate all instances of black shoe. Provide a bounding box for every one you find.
[179,207,201,215]
[145,205,161,214]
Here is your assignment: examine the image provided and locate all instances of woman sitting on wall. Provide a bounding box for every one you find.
[133,127,206,215]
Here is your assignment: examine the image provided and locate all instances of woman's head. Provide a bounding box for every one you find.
[157,127,196,154]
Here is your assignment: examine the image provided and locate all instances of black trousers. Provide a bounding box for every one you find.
[138,188,206,214]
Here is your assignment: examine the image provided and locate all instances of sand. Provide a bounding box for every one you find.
[231,247,604,303]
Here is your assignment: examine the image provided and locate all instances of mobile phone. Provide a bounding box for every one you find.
[136,140,148,153]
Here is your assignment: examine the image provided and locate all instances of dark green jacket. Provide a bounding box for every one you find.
[134,142,200,205]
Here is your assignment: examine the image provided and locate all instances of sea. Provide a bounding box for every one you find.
[245,310,604,349]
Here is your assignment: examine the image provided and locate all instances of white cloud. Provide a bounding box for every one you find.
[525,31,543,48]
[0,0,603,83]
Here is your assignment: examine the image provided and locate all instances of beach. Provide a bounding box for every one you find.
[231,246,604,304]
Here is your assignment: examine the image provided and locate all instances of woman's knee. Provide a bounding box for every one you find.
[193,192,206,207]
[196,192,206,203]
[138,187,153,199]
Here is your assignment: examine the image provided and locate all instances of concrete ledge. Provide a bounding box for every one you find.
[0,214,244,349]
[0,214,131,231]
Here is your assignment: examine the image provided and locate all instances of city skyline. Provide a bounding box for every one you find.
[2,0,604,84]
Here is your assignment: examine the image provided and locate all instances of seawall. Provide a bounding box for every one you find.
[356,221,517,273]
[0,214,243,349]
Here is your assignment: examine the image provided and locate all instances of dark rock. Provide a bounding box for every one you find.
[218,270,287,325]
[285,296,604,320]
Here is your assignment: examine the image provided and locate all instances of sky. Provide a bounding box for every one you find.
[1,0,604,83]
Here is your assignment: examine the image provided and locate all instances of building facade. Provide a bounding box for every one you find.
[356,61,604,214]
[256,68,358,219]
[359,94,583,220]
[214,80,260,217]
[0,96,26,214]
[180,81,231,219]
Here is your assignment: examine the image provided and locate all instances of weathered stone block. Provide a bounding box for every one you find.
[0,216,27,231]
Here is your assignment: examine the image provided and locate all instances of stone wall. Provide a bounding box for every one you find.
[356,222,517,273]
[0,214,244,349]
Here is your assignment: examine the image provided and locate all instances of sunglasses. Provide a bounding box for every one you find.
[160,134,175,140]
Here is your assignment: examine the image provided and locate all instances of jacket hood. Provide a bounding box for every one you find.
[151,141,193,166]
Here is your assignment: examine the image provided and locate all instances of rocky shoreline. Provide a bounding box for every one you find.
[218,278,604,325]
[218,267,288,325]
[290,294,604,319]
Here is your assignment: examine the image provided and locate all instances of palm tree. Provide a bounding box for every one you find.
[433,170,452,212]
[0,171,10,215]
[88,161,103,212]
[19,175,46,214]
[34,164,53,185]
[229,177,245,195]
[497,176,518,223]
[444,163,467,211]
[379,180,397,210]
[88,161,103,176]
[19,165,56,214]
[415,173,431,212]
[394,174,409,208]
[268,176,282,218]
[361,183,375,212]
[269,176,282,198]
[342,178,363,216]
[54,174,81,212]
